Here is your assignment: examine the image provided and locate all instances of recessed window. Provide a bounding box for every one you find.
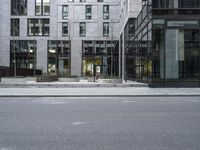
[80,0,86,2]
[80,22,86,37]
[35,0,50,16]
[62,22,68,37]
[103,22,109,37]
[11,0,27,15]
[10,40,37,70]
[28,19,50,36]
[62,5,68,19]
[11,18,20,36]
[97,0,103,2]
[86,5,92,20]
[103,5,109,20]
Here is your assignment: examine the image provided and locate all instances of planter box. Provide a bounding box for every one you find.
[97,79,122,83]
[1,77,36,83]
[36,76,58,82]
[58,78,79,82]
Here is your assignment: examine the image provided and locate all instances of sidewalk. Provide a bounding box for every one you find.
[0,87,200,97]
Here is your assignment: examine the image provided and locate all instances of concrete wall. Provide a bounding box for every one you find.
[0,0,11,67]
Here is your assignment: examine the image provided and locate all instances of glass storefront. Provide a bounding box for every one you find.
[126,2,200,86]
[10,40,36,70]
[48,40,71,76]
[82,41,119,77]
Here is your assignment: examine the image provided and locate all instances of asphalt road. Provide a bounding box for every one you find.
[0,97,200,150]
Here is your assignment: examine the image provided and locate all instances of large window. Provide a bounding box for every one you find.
[179,0,200,8]
[48,40,71,76]
[11,18,20,36]
[152,0,174,8]
[62,22,68,37]
[103,22,109,37]
[62,5,68,19]
[10,40,37,70]
[28,19,50,36]
[11,0,27,15]
[35,0,50,16]
[80,22,86,37]
[103,5,109,20]
[82,41,119,77]
[86,5,92,19]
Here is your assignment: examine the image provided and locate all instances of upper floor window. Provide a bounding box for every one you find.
[178,0,200,8]
[80,22,86,37]
[152,0,174,8]
[11,0,27,15]
[35,0,50,16]
[62,5,68,19]
[80,0,86,2]
[28,19,50,36]
[86,5,92,19]
[11,18,20,36]
[97,0,103,2]
[68,0,74,2]
[103,22,109,37]
[62,22,68,37]
[103,5,109,20]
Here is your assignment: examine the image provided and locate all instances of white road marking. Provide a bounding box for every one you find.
[72,121,86,126]
[123,101,137,103]
[34,100,73,104]
[1,148,13,150]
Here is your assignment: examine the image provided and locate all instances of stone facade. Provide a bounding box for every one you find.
[0,0,141,77]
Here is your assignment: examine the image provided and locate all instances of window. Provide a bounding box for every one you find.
[82,41,119,77]
[103,5,109,20]
[48,40,71,76]
[11,19,20,36]
[80,0,86,2]
[80,22,86,37]
[62,5,68,19]
[103,22,109,37]
[28,19,50,36]
[62,23,68,37]
[86,5,92,19]
[35,0,50,16]
[152,0,174,8]
[68,0,74,2]
[11,0,27,15]
[178,0,200,8]
[97,0,103,2]
[10,40,37,70]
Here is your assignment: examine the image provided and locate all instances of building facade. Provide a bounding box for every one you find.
[0,0,120,77]
[125,0,200,87]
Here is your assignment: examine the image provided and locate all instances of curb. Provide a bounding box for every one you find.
[0,95,200,97]
[0,84,148,88]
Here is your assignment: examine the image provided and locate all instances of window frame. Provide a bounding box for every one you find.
[80,22,86,37]
[35,0,50,16]
[62,5,69,19]
[62,22,68,37]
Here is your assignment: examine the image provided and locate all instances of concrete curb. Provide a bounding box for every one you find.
[0,83,148,88]
[0,95,200,97]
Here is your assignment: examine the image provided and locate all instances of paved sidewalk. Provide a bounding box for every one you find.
[0,87,200,97]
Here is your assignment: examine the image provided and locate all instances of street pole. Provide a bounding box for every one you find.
[93,46,96,82]
[34,40,36,77]
[110,18,114,77]
[14,40,16,77]
[12,20,17,77]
